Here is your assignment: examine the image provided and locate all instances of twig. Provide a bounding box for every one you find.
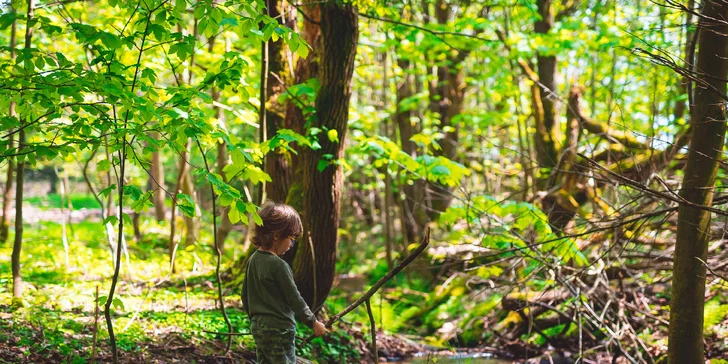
[92,285,99,362]
[201,330,252,336]
[301,227,430,346]
[579,153,728,218]
[195,139,234,353]
[697,257,728,283]
[358,12,497,45]
[365,299,378,363]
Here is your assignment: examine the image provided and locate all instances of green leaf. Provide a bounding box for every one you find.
[112,297,125,311]
[97,295,108,305]
[98,184,116,198]
[176,193,196,217]
[122,212,132,226]
[430,165,450,176]
[175,0,187,13]
[297,44,310,59]
[210,7,223,24]
[98,160,111,172]
[219,193,234,207]
[0,12,18,30]
[228,205,240,224]
[317,160,328,172]
[236,201,249,224]
[100,32,122,49]
[103,216,118,226]
[252,210,263,226]
[193,4,205,19]
[123,185,143,200]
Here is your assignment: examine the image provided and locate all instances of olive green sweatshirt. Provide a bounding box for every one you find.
[241,250,317,330]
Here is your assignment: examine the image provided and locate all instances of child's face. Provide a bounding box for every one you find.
[273,235,297,255]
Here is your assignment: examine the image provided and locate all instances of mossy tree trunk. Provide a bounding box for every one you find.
[262,0,297,204]
[292,2,358,310]
[282,0,321,213]
[228,0,322,284]
[668,1,728,363]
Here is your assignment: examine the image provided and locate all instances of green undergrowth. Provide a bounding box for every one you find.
[26,193,103,210]
[0,216,359,362]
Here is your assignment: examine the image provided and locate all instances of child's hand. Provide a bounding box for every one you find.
[313,320,328,337]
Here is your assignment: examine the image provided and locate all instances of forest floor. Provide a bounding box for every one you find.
[0,198,428,363]
[3,195,728,363]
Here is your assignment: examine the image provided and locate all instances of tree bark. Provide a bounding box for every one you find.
[1,12,17,244]
[283,0,321,212]
[13,0,34,299]
[292,2,358,310]
[262,0,297,204]
[181,147,198,247]
[230,0,322,282]
[150,132,166,222]
[169,140,192,273]
[533,0,559,187]
[668,2,728,363]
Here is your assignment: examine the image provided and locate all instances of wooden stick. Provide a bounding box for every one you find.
[201,330,252,336]
[365,299,378,363]
[92,285,99,362]
[301,227,430,346]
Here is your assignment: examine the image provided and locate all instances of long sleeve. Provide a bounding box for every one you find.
[275,263,317,328]
[241,272,249,314]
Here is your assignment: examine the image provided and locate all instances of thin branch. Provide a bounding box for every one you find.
[359,12,498,44]
[301,227,430,346]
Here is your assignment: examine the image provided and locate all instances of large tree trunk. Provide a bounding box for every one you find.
[262,0,297,203]
[283,0,322,212]
[229,0,322,284]
[668,2,728,363]
[292,2,358,310]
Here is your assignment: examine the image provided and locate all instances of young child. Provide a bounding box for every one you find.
[242,201,328,363]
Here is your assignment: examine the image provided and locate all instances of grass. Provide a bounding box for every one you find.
[0,215,363,363]
[0,217,253,361]
[25,193,102,210]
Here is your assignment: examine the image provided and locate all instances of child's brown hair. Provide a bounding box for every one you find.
[252,201,303,249]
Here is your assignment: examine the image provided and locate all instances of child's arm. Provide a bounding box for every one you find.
[276,263,317,328]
